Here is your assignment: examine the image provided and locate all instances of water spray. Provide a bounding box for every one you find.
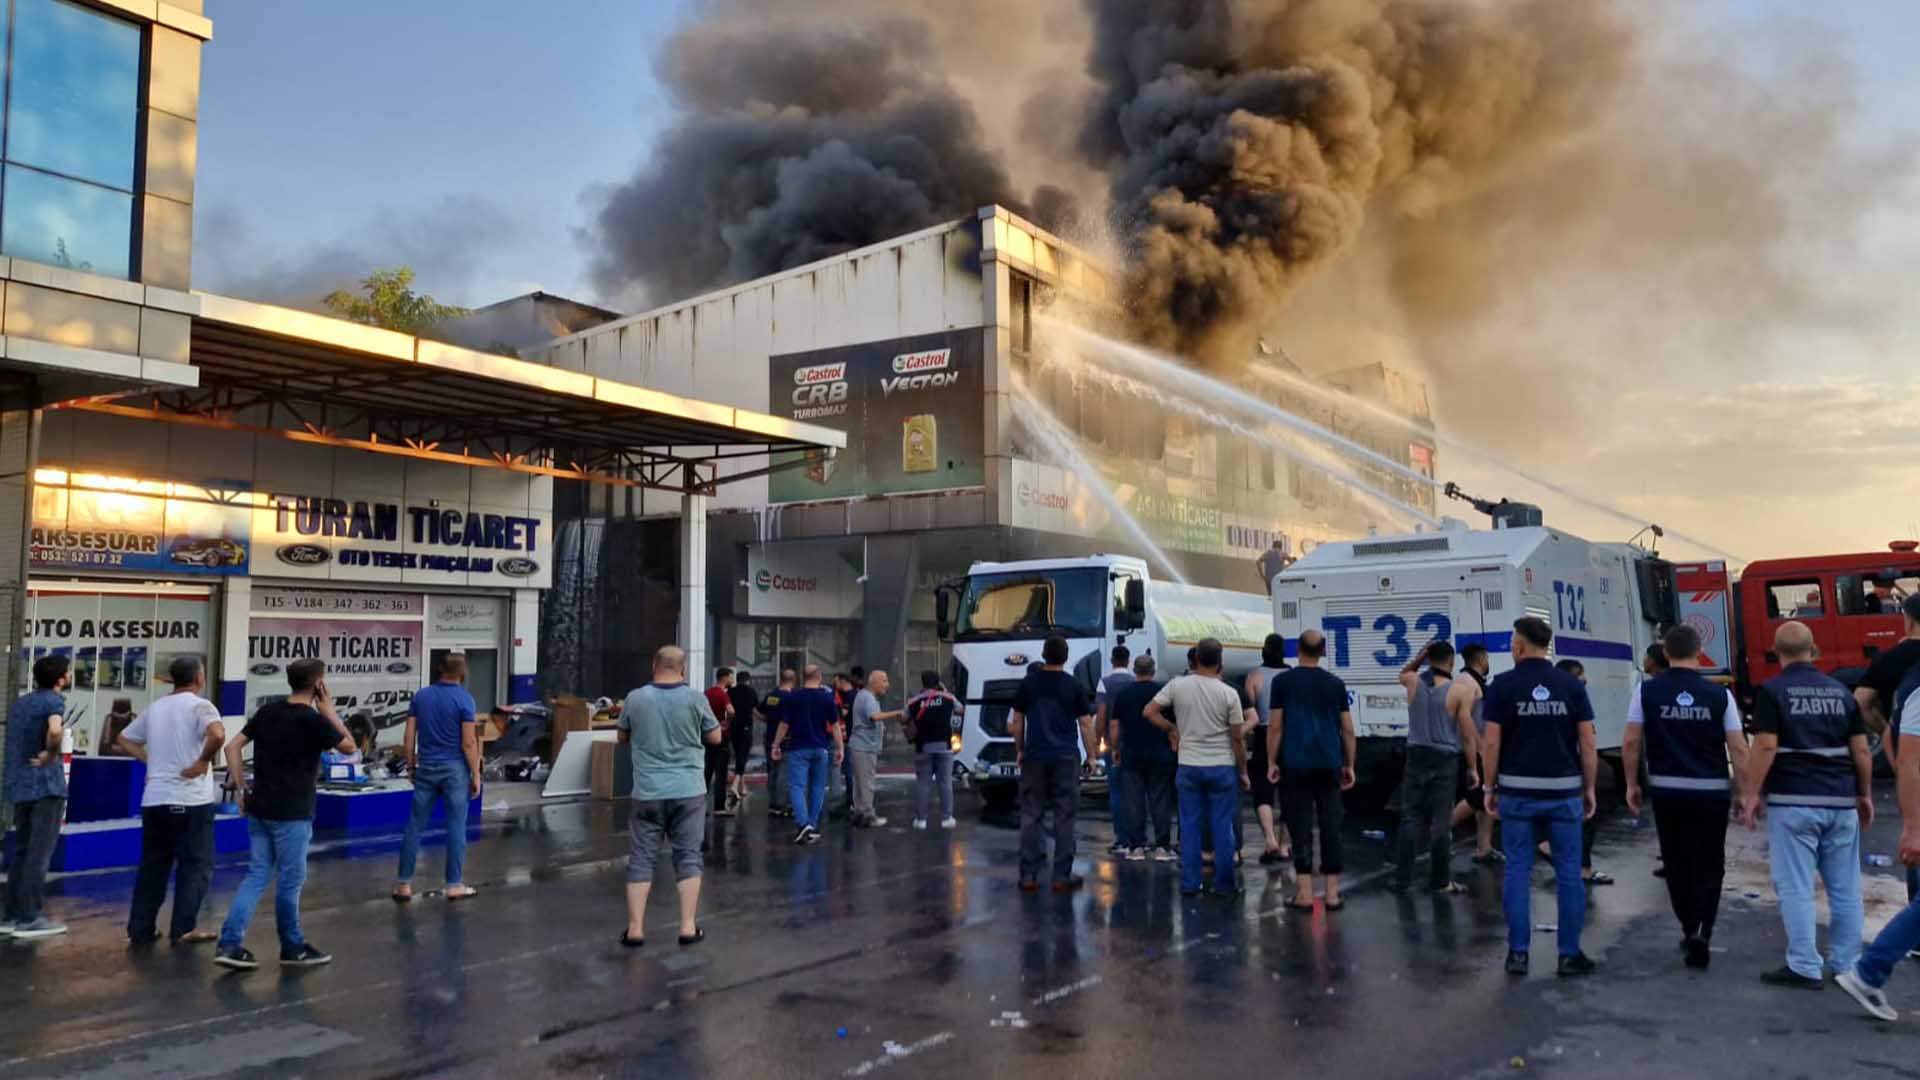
[1008,375,1190,585]
[1041,317,1442,495]
[1049,347,1441,529]
[1248,355,1743,562]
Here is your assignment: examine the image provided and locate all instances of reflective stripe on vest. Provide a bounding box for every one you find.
[1498,773,1583,793]
[1648,773,1729,793]
[1776,745,1850,757]
[1766,793,1857,808]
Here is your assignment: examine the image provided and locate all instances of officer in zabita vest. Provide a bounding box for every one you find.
[1623,624,1747,969]
[1747,620,1870,990]
[1484,616,1598,979]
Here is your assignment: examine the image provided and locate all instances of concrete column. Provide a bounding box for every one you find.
[216,576,251,717]
[679,492,709,682]
[509,588,538,703]
[859,534,919,691]
[0,405,37,805]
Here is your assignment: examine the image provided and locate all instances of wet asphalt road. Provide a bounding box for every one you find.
[5,777,1920,1078]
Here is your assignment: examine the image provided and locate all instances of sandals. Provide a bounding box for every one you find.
[1324,898,1347,911]
[390,889,413,903]
[172,930,218,944]
[678,928,706,947]
[620,931,645,948]
[1472,851,1505,865]
[1286,899,1317,912]
[445,886,478,901]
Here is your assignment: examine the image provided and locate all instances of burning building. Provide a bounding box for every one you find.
[525,207,1435,694]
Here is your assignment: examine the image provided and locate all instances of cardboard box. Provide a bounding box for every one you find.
[550,695,592,763]
[590,738,617,800]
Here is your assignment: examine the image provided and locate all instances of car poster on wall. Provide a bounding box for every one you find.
[29,470,252,576]
[245,617,423,730]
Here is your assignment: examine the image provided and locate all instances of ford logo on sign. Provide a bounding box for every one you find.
[1003,653,1028,667]
[498,557,539,578]
[277,543,329,566]
[249,662,280,677]
[386,661,414,674]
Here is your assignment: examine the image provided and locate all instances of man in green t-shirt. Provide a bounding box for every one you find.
[616,645,722,948]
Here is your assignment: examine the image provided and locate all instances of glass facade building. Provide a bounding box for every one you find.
[1,0,143,279]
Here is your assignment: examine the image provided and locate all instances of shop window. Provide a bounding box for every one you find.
[22,583,213,755]
[0,0,142,279]
[1838,571,1920,616]
[1765,579,1825,620]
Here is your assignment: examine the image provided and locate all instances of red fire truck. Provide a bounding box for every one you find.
[1676,541,1920,703]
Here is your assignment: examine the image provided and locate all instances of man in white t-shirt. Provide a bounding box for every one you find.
[1144,638,1250,896]
[117,656,226,945]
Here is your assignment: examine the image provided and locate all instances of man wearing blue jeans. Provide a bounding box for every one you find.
[1839,660,1920,1020]
[1094,646,1132,855]
[771,665,843,845]
[216,659,356,969]
[1743,620,1871,990]
[1483,616,1600,978]
[1147,638,1249,896]
[394,654,482,901]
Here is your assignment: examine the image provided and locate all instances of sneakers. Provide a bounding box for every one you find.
[800,826,822,845]
[1557,953,1598,978]
[940,817,958,829]
[1019,880,1041,893]
[1153,847,1177,863]
[1505,950,1530,976]
[912,819,929,830]
[1108,841,1128,856]
[1124,847,1149,862]
[1838,969,1900,1022]
[213,946,259,970]
[0,921,14,937]
[10,918,67,940]
[869,815,888,828]
[1760,965,1825,989]
[1052,875,1086,893]
[281,943,333,967]
[1682,936,1711,970]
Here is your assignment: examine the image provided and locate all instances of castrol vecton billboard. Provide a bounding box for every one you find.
[767,330,984,502]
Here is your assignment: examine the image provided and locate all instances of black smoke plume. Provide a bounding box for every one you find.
[1077,0,1627,365]
[587,12,1018,305]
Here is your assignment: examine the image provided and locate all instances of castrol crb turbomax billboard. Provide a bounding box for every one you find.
[767,330,984,502]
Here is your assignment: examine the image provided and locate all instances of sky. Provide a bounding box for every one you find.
[193,1,1920,565]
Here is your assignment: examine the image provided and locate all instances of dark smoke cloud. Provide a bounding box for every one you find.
[586,10,1018,305]
[1077,0,1627,365]
[196,194,523,309]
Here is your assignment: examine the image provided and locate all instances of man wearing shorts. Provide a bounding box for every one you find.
[617,645,721,948]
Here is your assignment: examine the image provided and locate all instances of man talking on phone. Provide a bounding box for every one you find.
[214,659,355,969]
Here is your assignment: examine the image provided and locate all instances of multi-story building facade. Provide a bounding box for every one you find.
[529,206,1438,696]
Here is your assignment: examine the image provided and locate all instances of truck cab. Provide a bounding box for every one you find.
[938,555,1148,799]
[1733,543,1920,697]
[937,554,1272,803]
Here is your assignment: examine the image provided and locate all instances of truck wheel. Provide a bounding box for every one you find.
[981,781,1017,812]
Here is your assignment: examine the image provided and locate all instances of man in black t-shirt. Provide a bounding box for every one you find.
[727,673,761,813]
[1012,635,1097,891]
[1857,596,1920,752]
[214,658,354,971]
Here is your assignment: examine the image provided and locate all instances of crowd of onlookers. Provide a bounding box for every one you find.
[16,595,1920,1027]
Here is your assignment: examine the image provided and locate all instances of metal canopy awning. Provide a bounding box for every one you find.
[49,292,843,494]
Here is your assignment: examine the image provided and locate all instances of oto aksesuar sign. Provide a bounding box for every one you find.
[768,331,985,502]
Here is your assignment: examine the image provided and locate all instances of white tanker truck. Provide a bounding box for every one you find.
[935,554,1271,804]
